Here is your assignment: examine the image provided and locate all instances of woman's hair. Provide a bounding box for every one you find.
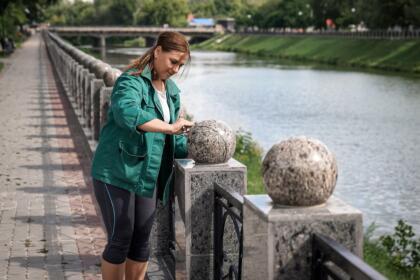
[126,31,190,77]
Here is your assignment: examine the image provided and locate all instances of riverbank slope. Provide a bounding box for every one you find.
[197,34,420,74]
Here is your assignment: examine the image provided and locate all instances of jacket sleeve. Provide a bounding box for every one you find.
[171,89,188,158]
[175,134,188,158]
[111,74,156,134]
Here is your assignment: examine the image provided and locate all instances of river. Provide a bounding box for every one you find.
[102,48,420,236]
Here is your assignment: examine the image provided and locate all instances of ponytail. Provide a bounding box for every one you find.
[125,46,156,76]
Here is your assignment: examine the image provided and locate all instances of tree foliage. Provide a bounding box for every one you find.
[44,0,95,26]
[189,1,217,18]
[1,0,59,39]
[93,0,137,26]
[12,0,420,31]
[134,0,189,27]
[254,0,312,28]
[358,0,420,29]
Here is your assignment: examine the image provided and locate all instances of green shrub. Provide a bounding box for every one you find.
[380,220,420,270]
[364,221,420,280]
[234,129,265,194]
[123,37,146,48]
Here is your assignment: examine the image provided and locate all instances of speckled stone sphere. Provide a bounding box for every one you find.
[92,61,111,80]
[104,68,122,86]
[188,120,236,164]
[262,137,338,206]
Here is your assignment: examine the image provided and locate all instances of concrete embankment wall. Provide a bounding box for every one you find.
[197,34,420,74]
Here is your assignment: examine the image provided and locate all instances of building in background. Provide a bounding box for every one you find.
[216,18,236,32]
[187,13,215,28]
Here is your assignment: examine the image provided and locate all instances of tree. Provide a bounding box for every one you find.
[189,0,217,18]
[358,0,420,29]
[404,0,420,27]
[1,0,59,39]
[1,1,27,39]
[91,0,137,25]
[44,1,96,26]
[311,0,344,29]
[134,0,189,27]
[255,0,313,29]
[214,0,245,17]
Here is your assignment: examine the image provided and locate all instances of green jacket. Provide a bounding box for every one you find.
[91,66,188,204]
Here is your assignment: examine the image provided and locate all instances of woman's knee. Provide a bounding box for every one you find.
[127,239,151,262]
[103,236,133,264]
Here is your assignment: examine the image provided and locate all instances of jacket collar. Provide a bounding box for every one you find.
[140,65,180,96]
[139,65,179,123]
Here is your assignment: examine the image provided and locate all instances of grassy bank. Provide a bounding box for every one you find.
[364,240,420,280]
[197,34,420,74]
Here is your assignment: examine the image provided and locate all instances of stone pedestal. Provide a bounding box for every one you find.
[174,159,247,279]
[242,195,363,280]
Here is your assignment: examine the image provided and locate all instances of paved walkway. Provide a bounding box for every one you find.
[0,34,105,279]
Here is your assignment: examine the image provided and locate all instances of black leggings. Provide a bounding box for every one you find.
[93,179,156,264]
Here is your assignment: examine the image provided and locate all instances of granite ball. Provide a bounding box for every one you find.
[80,54,95,69]
[87,58,99,73]
[262,137,338,206]
[92,61,111,80]
[104,68,122,87]
[188,120,236,164]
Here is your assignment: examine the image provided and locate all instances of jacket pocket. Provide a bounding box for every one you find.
[115,140,147,184]
[118,140,147,165]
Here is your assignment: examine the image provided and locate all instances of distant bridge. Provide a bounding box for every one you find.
[48,26,219,48]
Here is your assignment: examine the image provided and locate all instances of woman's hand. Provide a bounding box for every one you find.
[171,118,194,135]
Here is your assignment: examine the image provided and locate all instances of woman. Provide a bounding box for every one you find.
[91,31,194,280]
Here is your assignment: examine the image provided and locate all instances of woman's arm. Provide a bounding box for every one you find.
[137,117,193,135]
[111,74,193,135]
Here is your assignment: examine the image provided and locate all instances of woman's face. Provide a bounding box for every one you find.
[153,46,189,80]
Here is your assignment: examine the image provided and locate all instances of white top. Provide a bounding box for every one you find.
[152,85,170,123]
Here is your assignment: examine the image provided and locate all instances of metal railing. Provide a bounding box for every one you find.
[312,233,387,280]
[237,28,420,40]
[48,26,218,37]
[214,183,244,280]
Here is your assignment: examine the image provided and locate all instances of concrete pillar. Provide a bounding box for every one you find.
[99,35,106,59]
[242,195,363,280]
[79,68,89,116]
[99,87,112,131]
[70,61,77,99]
[83,73,95,121]
[75,64,83,103]
[90,79,104,140]
[174,159,247,279]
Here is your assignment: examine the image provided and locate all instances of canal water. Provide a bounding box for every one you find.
[103,48,420,236]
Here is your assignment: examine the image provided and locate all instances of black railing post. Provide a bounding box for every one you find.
[214,192,223,280]
[312,237,328,280]
[213,183,244,280]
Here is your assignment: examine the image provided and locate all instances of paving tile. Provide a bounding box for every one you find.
[0,34,106,279]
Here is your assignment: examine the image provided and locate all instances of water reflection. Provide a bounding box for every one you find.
[103,47,420,236]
